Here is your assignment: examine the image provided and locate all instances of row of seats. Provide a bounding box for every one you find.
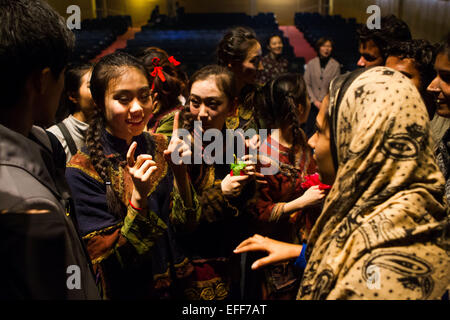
[71,15,132,63]
[143,12,279,31]
[125,27,296,77]
[295,12,360,72]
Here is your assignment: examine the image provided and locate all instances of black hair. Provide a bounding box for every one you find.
[87,52,151,219]
[188,64,237,102]
[0,0,75,108]
[358,14,412,60]
[258,73,309,163]
[315,37,334,53]
[436,33,450,60]
[387,39,436,92]
[217,26,259,66]
[54,62,93,122]
[137,47,187,121]
[267,34,282,46]
[180,65,237,132]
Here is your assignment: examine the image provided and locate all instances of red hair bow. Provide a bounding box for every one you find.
[150,57,166,90]
[168,56,181,66]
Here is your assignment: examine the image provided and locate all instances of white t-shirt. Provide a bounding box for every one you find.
[48,115,89,163]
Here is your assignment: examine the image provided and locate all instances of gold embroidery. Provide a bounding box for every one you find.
[239,105,253,120]
[83,223,123,240]
[184,277,229,300]
[67,163,103,183]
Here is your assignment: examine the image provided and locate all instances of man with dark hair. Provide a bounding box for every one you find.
[357,14,412,68]
[385,39,436,117]
[0,0,99,299]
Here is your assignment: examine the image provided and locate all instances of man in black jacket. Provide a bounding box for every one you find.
[0,0,99,299]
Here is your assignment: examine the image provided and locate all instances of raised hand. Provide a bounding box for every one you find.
[127,141,157,210]
[163,111,193,206]
[163,111,192,168]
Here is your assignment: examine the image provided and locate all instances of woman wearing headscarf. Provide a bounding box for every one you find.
[235,67,450,299]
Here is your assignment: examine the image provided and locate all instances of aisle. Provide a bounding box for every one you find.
[91,27,140,62]
[279,25,316,63]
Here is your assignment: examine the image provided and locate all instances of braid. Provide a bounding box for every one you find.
[285,95,307,164]
[86,107,127,219]
[263,74,309,164]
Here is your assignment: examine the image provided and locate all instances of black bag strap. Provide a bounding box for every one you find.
[57,122,78,156]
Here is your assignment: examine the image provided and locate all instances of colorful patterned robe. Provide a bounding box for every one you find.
[170,137,257,300]
[66,130,192,299]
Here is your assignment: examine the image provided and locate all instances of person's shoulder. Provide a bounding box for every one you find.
[66,151,102,183]
[330,58,340,66]
[0,165,62,213]
[46,123,63,140]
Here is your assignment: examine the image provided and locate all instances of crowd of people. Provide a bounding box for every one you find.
[0,0,449,300]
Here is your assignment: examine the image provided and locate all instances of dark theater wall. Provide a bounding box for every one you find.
[331,0,450,43]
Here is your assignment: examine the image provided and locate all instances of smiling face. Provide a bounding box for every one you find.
[189,75,235,131]
[104,67,152,143]
[427,53,450,118]
[268,36,283,56]
[307,95,336,185]
[357,40,384,68]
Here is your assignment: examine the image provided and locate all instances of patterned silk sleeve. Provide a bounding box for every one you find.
[170,181,201,232]
[255,173,288,222]
[170,175,255,229]
[121,205,167,255]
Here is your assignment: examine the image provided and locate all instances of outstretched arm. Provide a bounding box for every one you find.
[234,234,303,269]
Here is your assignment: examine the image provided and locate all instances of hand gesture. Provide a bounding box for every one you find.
[234,234,302,270]
[127,141,157,209]
[163,111,192,169]
[221,174,249,198]
[240,154,267,186]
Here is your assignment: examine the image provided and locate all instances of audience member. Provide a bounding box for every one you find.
[257,35,289,85]
[304,37,341,137]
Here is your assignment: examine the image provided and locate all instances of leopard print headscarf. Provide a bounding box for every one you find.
[298,67,450,300]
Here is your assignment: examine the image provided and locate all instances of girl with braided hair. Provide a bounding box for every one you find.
[245,73,326,299]
[217,26,268,132]
[137,47,188,136]
[65,52,191,299]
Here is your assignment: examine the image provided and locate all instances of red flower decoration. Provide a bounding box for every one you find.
[301,173,332,190]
